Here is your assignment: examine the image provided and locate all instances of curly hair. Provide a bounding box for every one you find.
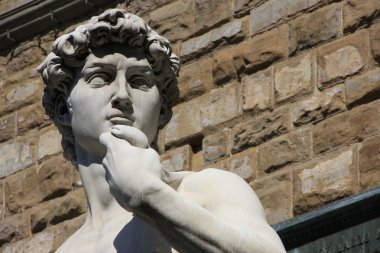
[37,9,180,164]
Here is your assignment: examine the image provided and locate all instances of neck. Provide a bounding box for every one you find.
[76,145,128,227]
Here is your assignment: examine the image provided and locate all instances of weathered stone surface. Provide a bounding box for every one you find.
[242,67,273,112]
[0,113,15,142]
[7,46,44,74]
[359,135,380,190]
[251,170,292,224]
[200,82,241,129]
[343,0,380,33]
[149,0,194,42]
[228,148,256,181]
[289,4,341,55]
[51,214,86,252]
[194,0,233,33]
[232,106,291,153]
[292,85,346,126]
[2,230,55,253]
[212,48,238,85]
[30,189,86,234]
[233,25,288,74]
[37,128,62,161]
[313,100,380,155]
[346,68,380,108]
[17,103,50,135]
[164,97,202,146]
[0,131,37,178]
[293,147,358,214]
[371,22,380,63]
[0,80,43,117]
[286,0,323,17]
[37,155,73,201]
[161,145,193,172]
[178,57,213,102]
[191,151,205,172]
[203,129,231,163]
[4,166,42,213]
[0,213,29,247]
[126,0,176,16]
[258,128,311,175]
[249,0,286,35]
[275,53,314,104]
[234,0,265,17]
[180,20,243,61]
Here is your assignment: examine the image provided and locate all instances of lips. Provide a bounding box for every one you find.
[108,113,135,125]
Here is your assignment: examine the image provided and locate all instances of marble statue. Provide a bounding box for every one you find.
[38,9,286,253]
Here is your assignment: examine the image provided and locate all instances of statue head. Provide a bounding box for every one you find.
[38,9,180,164]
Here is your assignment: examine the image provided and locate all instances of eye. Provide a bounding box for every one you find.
[87,73,111,87]
[129,76,153,91]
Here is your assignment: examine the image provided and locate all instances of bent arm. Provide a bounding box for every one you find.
[135,169,286,253]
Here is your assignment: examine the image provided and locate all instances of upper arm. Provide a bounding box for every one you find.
[178,168,285,250]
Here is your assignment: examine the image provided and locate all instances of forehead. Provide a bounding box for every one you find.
[83,43,151,70]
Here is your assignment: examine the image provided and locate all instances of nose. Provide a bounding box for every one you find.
[112,75,132,107]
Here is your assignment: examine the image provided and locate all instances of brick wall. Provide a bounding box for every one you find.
[1,0,380,251]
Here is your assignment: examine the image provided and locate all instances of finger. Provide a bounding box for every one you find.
[99,132,114,147]
[111,125,149,148]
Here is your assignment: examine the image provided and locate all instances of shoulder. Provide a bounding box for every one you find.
[178,168,266,218]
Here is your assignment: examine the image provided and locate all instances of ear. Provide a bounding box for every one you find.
[54,94,72,126]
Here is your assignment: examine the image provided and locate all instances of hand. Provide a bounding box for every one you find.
[99,125,165,210]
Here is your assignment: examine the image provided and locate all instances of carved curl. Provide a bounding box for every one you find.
[37,9,180,164]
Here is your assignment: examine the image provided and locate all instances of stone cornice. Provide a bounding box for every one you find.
[0,0,123,54]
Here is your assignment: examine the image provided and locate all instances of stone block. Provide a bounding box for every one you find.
[343,0,380,33]
[228,148,257,181]
[200,82,242,129]
[212,48,238,85]
[38,128,62,161]
[203,129,231,163]
[126,0,176,16]
[7,46,44,74]
[30,189,86,234]
[293,147,358,214]
[274,53,314,104]
[51,215,86,252]
[0,213,29,247]
[37,155,73,201]
[249,0,286,35]
[164,97,202,146]
[178,57,213,102]
[292,85,346,127]
[2,230,55,253]
[289,4,341,55]
[251,170,292,224]
[194,0,234,33]
[317,30,370,88]
[0,80,43,117]
[232,106,291,153]
[191,151,205,172]
[0,131,37,178]
[371,22,380,63]
[233,25,288,75]
[346,68,380,108]
[161,145,193,172]
[359,135,380,190]
[286,0,324,17]
[4,165,43,213]
[17,103,50,135]
[313,100,380,155]
[234,0,265,17]
[242,67,273,112]
[180,20,243,61]
[0,113,15,143]
[258,128,312,175]
[149,0,194,42]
